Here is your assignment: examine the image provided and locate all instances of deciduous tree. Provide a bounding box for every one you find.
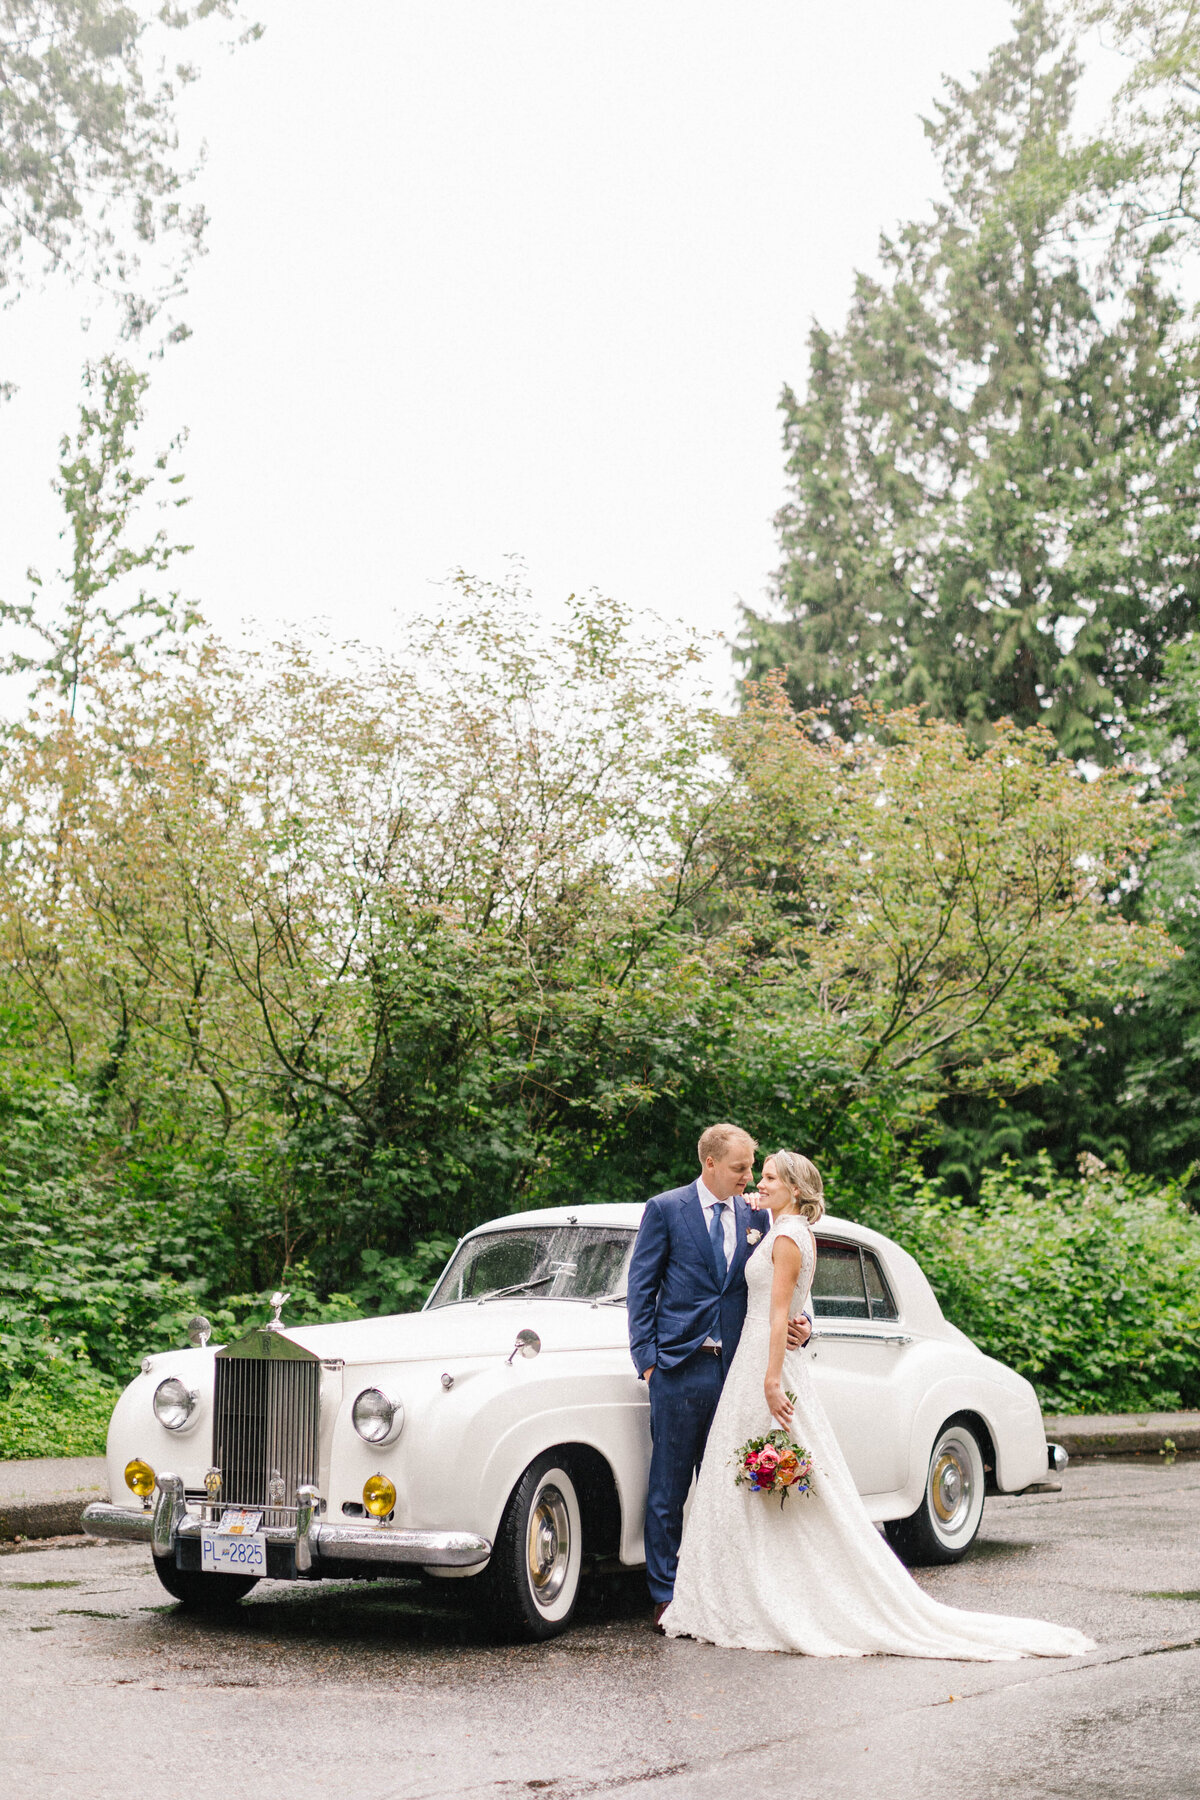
[0,2,258,359]
[0,356,194,715]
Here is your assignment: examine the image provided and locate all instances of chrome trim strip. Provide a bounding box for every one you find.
[82,1502,154,1542]
[812,1329,914,1346]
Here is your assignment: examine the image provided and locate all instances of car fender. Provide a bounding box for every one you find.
[901,1361,1047,1511]
[333,1354,651,1564]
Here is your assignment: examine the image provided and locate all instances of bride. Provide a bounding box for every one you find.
[662,1150,1094,1659]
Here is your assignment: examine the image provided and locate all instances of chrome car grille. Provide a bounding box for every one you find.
[213,1356,320,1526]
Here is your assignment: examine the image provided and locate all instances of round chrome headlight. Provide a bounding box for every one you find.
[153,1376,197,1431]
[352,1387,404,1446]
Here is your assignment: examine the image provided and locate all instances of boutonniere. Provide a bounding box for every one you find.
[746,1228,762,1245]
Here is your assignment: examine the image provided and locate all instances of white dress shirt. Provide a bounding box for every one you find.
[696,1174,738,1266]
[697,1175,739,1348]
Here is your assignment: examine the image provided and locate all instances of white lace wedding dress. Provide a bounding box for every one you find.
[662,1216,1094,1659]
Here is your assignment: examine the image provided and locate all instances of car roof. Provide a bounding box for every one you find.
[460,1201,948,1335]
[464,1201,879,1245]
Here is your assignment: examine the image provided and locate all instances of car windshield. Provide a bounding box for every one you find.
[426,1226,634,1308]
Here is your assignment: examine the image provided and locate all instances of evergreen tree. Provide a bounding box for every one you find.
[743,1,1200,764]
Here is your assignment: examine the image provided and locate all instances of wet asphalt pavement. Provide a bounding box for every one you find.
[3,1458,1200,1800]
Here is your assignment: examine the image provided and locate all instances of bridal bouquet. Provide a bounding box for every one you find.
[733,1406,814,1507]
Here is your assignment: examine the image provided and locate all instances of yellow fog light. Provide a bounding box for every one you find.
[363,1473,396,1518]
[125,1458,156,1499]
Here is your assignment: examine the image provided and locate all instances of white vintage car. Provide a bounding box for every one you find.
[84,1203,1065,1639]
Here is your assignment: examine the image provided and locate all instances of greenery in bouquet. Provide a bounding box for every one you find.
[733,1410,814,1507]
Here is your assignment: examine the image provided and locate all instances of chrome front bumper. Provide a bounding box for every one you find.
[82,1476,491,1575]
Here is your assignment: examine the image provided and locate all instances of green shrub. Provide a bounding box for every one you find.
[0,1359,119,1459]
[873,1156,1200,1414]
[0,1068,463,1455]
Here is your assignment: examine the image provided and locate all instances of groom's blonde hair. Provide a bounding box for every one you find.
[697,1122,756,1166]
[770,1150,826,1224]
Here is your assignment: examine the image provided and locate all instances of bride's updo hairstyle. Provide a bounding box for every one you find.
[771,1150,825,1224]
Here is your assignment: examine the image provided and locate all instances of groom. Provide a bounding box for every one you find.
[627,1122,811,1624]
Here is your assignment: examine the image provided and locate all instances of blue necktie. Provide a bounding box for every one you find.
[709,1201,728,1287]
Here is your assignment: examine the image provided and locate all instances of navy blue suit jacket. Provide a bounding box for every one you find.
[627,1181,771,1378]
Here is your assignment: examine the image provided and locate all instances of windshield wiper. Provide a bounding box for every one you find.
[593,1293,627,1306]
[475,1275,555,1304]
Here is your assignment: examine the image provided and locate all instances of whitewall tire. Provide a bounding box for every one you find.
[485,1454,584,1641]
[884,1420,987,1566]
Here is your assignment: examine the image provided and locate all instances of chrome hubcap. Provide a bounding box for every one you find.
[527,1485,570,1606]
[930,1437,974,1533]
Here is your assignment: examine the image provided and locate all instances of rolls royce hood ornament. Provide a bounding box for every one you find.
[266,1290,290,1332]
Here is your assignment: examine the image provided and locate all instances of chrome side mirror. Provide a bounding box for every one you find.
[187,1315,213,1349]
[507,1328,541,1364]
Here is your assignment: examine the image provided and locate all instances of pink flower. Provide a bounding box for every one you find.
[756,1446,780,1476]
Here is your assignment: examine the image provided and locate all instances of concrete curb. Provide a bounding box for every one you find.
[0,1497,104,1542]
[0,1456,108,1543]
[1043,1412,1200,1458]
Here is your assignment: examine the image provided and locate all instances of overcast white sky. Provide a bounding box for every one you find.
[3,0,1023,693]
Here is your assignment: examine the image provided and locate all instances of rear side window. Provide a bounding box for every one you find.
[812,1238,899,1322]
[811,1242,868,1318]
[862,1250,898,1321]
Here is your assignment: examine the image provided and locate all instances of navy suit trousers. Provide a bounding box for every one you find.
[644,1349,724,1605]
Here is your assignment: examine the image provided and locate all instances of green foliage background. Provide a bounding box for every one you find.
[4,1054,1197,1457]
[878,1158,1200,1415]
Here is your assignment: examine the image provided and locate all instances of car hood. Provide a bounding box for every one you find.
[233,1299,631,1367]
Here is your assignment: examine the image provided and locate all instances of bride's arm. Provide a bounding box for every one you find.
[765,1233,802,1429]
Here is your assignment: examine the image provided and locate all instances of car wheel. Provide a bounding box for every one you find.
[884,1420,987,1566]
[152,1557,259,1610]
[484,1454,583,1641]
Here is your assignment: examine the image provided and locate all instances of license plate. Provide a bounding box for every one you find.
[200,1525,267,1575]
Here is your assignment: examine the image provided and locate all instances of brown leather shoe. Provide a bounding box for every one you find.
[653,1601,669,1633]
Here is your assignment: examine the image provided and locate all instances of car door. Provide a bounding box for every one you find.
[807,1237,912,1498]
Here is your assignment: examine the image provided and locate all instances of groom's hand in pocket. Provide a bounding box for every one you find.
[786,1316,811,1350]
[643,1367,655,1383]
